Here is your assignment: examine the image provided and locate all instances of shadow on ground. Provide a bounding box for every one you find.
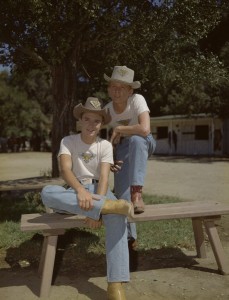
[149,155,229,163]
[0,228,214,299]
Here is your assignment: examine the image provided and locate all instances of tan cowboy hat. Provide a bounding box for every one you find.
[104,66,141,89]
[73,97,111,125]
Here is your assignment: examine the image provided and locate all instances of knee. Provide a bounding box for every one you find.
[41,185,65,196]
[129,135,147,150]
[129,135,143,143]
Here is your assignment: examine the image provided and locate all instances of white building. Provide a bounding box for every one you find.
[150,114,228,156]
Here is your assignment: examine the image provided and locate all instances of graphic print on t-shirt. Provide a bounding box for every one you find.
[117,119,131,126]
[80,150,96,163]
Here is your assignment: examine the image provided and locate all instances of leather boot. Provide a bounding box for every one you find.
[101,199,134,218]
[131,186,145,214]
[107,282,126,300]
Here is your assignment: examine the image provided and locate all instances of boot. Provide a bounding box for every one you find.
[101,199,134,218]
[131,186,145,214]
[107,282,126,300]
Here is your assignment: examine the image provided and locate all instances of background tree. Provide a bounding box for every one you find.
[102,0,229,116]
[0,0,228,176]
[80,0,229,116]
[0,71,49,139]
[1,0,136,176]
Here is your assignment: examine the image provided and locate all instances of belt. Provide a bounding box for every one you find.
[78,178,99,185]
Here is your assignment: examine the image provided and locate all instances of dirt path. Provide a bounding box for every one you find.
[145,156,229,204]
[0,152,229,299]
[1,152,229,203]
[0,152,52,180]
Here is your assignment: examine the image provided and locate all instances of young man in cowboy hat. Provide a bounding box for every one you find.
[104,66,156,263]
[41,97,133,300]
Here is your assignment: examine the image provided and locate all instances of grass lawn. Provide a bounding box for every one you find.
[0,192,195,275]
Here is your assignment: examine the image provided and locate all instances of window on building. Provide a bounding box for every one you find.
[157,126,168,139]
[195,125,209,140]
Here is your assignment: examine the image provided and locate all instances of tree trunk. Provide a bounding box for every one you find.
[51,57,78,177]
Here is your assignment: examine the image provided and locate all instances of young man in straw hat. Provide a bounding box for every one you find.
[41,97,133,300]
[104,66,156,261]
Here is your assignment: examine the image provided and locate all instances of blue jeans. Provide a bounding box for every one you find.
[114,134,156,240]
[41,184,129,282]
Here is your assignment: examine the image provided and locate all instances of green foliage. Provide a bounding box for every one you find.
[153,52,228,115]
[0,191,45,249]
[0,221,35,249]
[0,0,132,69]
[143,193,182,205]
[139,194,194,250]
[138,218,194,251]
[79,0,229,116]
[11,69,53,115]
[220,41,229,69]
[39,168,52,177]
[0,69,51,137]
[0,192,45,223]
[23,191,45,212]
[0,0,229,155]
[114,0,229,116]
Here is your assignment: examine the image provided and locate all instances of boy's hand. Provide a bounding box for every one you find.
[110,128,121,145]
[77,187,94,211]
[111,160,123,173]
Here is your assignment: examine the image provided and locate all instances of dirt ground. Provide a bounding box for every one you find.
[0,152,229,300]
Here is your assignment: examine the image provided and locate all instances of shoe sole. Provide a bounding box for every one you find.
[134,207,145,214]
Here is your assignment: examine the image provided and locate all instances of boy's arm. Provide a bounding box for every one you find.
[84,161,111,229]
[59,154,94,211]
[97,162,111,195]
[59,154,84,192]
[110,111,151,144]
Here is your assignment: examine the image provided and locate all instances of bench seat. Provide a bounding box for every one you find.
[129,200,229,221]
[20,201,229,297]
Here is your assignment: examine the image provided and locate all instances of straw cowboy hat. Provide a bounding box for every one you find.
[104,66,141,89]
[73,97,111,125]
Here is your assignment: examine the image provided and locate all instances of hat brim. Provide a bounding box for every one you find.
[104,74,141,89]
[73,104,111,125]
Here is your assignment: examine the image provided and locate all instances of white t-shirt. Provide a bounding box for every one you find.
[105,93,150,127]
[58,134,113,180]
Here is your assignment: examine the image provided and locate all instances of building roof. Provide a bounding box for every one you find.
[151,113,217,121]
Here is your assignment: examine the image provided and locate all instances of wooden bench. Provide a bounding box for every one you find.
[20,200,229,298]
